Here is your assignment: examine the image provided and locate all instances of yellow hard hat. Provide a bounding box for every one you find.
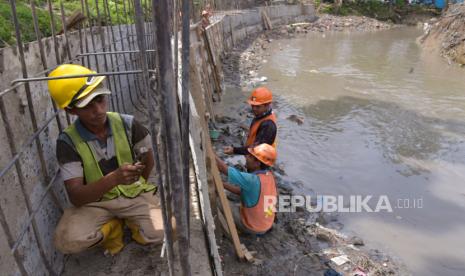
[48,64,106,109]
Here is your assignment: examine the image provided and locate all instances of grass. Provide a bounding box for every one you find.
[321,0,440,23]
[0,0,152,48]
[0,1,61,47]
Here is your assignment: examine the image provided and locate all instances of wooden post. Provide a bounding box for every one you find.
[206,144,245,260]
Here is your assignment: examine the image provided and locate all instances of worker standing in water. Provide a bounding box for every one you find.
[224,87,277,155]
[216,144,278,235]
[48,64,167,256]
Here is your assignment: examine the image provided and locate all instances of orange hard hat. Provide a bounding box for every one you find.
[247,87,273,106]
[247,143,277,167]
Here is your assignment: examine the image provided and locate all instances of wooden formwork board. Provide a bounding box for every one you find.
[194,26,216,120]
[189,58,245,261]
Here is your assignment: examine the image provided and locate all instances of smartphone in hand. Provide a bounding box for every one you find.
[134,147,149,165]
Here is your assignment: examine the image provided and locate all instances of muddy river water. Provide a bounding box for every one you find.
[225,27,465,275]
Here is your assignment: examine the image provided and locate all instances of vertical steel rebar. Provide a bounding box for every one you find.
[30,0,64,133]
[93,0,117,111]
[83,0,102,76]
[154,0,191,275]
[47,0,71,126]
[104,0,127,113]
[120,0,141,111]
[59,1,73,61]
[149,0,176,261]
[8,0,60,271]
[47,0,62,65]
[134,1,176,275]
[80,0,91,67]
[101,0,125,113]
[174,0,179,101]
[181,0,192,250]
[113,0,143,114]
[0,105,29,276]
[29,0,66,213]
[127,0,147,102]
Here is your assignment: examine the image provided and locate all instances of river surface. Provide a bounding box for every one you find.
[225,27,465,275]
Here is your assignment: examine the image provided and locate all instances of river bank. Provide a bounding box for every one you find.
[420,3,465,65]
[213,14,412,275]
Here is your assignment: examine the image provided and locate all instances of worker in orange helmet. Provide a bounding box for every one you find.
[201,9,211,29]
[216,144,278,234]
[224,86,277,155]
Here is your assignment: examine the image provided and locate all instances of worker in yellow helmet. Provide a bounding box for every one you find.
[48,64,167,255]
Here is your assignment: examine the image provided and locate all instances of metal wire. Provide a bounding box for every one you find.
[0,0,191,274]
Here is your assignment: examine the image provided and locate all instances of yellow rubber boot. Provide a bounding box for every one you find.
[100,218,124,255]
[125,220,148,245]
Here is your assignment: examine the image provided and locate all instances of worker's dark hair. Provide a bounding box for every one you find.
[259,162,270,170]
[249,153,270,170]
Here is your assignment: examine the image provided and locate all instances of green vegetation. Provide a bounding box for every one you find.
[0,0,152,48]
[0,1,61,47]
[320,0,440,22]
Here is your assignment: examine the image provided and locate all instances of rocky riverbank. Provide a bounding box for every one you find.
[214,14,410,275]
[420,3,465,66]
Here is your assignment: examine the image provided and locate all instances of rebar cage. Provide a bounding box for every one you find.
[0,0,193,275]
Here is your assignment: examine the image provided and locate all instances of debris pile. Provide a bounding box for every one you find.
[420,3,465,65]
[284,14,393,33]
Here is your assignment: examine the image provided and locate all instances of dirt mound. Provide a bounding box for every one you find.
[421,3,465,65]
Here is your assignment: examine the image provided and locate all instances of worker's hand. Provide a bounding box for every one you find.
[112,163,145,185]
[223,146,234,155]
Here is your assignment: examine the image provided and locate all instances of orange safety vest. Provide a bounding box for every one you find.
[240,171,277,233]
[245,113,277,149]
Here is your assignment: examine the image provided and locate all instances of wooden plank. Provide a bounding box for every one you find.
[196,29,216,120]
[203,30,222,97]
[189,60,223,274]
[189,52,217,210]
[189,56,244,259]
[241,244,255,262]
[207,143,245,260]
[261,10,273,30]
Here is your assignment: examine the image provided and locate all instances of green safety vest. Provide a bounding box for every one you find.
[64,112,156,201]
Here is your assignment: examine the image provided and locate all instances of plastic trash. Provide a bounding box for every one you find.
[331,255,350,266]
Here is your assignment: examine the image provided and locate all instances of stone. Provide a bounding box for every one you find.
[349,236,365,246]
[316,232,332,243]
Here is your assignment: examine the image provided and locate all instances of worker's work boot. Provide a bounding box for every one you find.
[125,220,148,245]
[100,218,124,255]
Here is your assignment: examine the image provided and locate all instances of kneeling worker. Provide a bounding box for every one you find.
[49,64,165,255]
[216,144,278,235]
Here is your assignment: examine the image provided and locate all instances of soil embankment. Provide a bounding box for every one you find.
[421,3,465,65]
[214,14,410,275]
